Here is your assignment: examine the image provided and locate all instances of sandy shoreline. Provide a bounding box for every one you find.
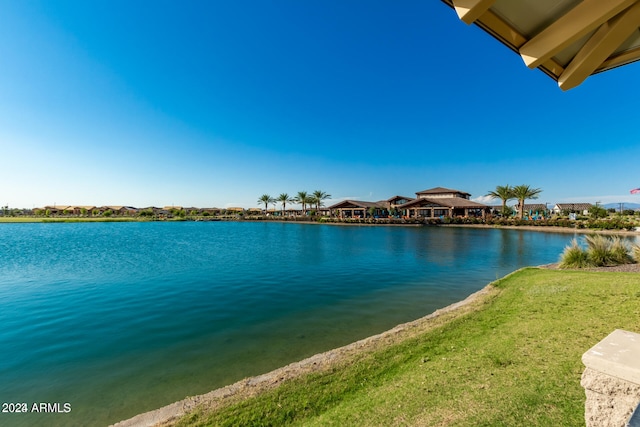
[111,283,500,427]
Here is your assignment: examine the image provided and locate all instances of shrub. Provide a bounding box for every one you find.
[585,234,612,266]
[609,237,633,265]
[585,217,636,230]
[559,235,636,268]
[632,245,640,263]
[558,239,591,269]
[589,205,609,219]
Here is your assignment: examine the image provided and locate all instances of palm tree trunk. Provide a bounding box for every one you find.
[518,200,524,219]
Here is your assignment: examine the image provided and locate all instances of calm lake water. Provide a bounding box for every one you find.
[0,221,596,425]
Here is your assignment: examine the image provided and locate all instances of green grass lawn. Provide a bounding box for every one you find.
[0,217,146,223]
[0,217,140,223]
[171,268,640,426]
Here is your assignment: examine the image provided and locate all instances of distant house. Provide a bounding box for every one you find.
[400,187,489,218]
[516,204,549,219]
[42,205,69,215]
[553,203,593,215]
[35,205,133,216]
[102,206,138,215]
[328,200,389,218]
[200,208,221,216]
[60,205,96,215]
[521,204,548,212]
[225,207,245,214]
[138,206,169,217]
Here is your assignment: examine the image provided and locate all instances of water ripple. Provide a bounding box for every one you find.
[0,222,578,427]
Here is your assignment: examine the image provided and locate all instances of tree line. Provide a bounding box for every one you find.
[486,184,542,219]
[258,191,331,215]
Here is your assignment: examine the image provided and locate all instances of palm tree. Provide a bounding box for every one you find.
[310,190,331,213]
[512,184,543,219]
[277,193,294,216]
[294,191,312,216]
[257,194,275,214]
[486,185,514,216]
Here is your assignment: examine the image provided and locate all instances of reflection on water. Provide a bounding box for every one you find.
[0,222,579,426]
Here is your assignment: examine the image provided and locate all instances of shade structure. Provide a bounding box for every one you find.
[442,0,640,90]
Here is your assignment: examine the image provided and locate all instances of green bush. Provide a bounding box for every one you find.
[588,205,608,218]
[585,217,636,230]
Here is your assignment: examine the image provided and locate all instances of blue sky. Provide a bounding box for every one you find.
[2,0,640,209]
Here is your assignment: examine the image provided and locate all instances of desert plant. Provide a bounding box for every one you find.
[584,234,612,266]
[294,191,312,215]
[558,239,591,269]
[561,235,636,268]
[258,194,275,213]
[310,190,331,212]
[512,185,542,220]
[608,237,633,265]
[584,234,633,266]
[277,193,294,216]
[486,185,514,214]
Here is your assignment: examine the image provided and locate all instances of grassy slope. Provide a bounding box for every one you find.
[173,268,640,427]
